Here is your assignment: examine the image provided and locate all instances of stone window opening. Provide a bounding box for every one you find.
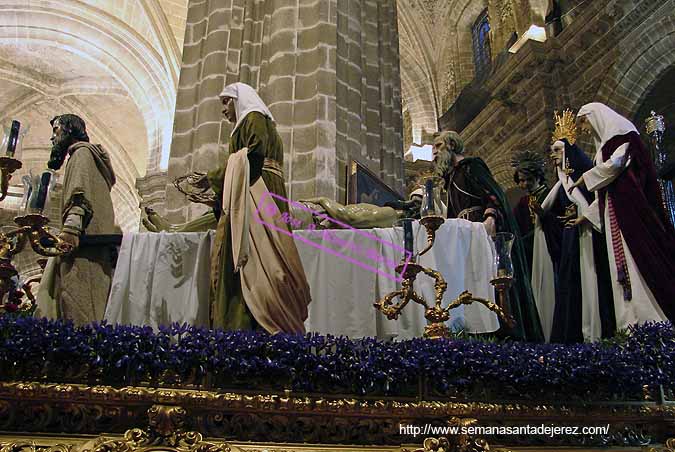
[472,8,492,81]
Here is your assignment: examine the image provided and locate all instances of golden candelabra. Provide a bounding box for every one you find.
[374,215,515,340]
[0,214,69,306]
[1,119,68,309]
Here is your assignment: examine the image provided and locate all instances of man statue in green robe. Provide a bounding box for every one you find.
[432,131,544,342]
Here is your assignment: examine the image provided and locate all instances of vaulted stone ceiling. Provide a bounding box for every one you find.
[1,0,497,227]
[397,0,489,145]
[0,0,187,230]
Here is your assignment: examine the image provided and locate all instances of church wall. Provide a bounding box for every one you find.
[166,0,404,222]
[438,0,675,191]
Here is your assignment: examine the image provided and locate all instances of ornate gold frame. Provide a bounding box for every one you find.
[0,382,673,451]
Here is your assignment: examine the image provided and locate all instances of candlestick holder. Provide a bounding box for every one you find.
[0,214,70,307]
[418,215,445,256]
[0,120,29,202]
[374,218,515,339]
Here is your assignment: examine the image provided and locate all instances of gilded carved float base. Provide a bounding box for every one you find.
[0,382,674,450]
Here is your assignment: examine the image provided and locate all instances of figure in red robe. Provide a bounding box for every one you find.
[568,103,675,329]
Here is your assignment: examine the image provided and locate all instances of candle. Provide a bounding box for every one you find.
[403,219,414,257]
[5,120,21,158]
[425,179,434,213]
[28,170,53,212]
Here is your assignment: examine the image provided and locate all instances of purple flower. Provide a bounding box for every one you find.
[0,317,672,400]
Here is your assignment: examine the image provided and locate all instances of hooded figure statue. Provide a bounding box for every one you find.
[569,102,675,330]
[207,82,311,334]
[36,114,118,325]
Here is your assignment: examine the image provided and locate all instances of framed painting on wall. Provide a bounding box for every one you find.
[346,160,403,207]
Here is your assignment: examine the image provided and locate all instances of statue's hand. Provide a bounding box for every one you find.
[567,176,585,195]
[143,207,174,232]
[299,197,328,205]
[564,214,588,228]
[483,216,496,237]
[189,173,211,190]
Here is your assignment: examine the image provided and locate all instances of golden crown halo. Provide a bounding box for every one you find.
[551,109,577,144]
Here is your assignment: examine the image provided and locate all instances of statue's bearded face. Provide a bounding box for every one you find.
[432,137,453,177]
[48,119,73,170]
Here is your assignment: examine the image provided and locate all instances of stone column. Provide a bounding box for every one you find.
[166,0,404,222]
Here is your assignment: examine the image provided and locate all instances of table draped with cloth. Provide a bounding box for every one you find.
[104,219,500,339]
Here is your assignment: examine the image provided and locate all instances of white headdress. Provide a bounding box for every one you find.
[220,82,275,136]
[577,102,637,151]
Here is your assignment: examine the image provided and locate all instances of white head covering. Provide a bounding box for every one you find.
[220,82,275,136]
[576,102,638,151]
[551,140,566,172]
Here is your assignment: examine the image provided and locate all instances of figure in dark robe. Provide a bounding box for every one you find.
[510,150,550,273]
[532,136,615,343]
[432,131,544,342]
[568,103,675,329]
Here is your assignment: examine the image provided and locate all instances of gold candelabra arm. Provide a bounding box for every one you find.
[374,263,429,319]
[444,290,515,327]
[374,288,409,320]
[0,227,30,260]
[20,275,41,305]
[14,214,71,257]
[418,215,444,256]
[0,156,22,202]
[418,266,448,308]
[26,226,70,257]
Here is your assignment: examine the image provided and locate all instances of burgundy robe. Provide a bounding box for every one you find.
[599,132,675,321]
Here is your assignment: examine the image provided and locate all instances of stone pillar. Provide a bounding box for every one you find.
[166,0,404,222]
[335,0,404,202]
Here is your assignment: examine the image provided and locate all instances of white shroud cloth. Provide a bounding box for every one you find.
[105,220,499,337]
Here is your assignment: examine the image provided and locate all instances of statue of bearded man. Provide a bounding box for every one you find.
[432,130,544,343]
[36,114,118,325]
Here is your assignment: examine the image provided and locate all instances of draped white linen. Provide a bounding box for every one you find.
[105,219,499,338]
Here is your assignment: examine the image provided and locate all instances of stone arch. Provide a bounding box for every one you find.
[0,0,178,175]
[399,51,439,143]
[397,10,439,144]
[432,0,489,114]
[452,0,490,90]
[596,11,675,121]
